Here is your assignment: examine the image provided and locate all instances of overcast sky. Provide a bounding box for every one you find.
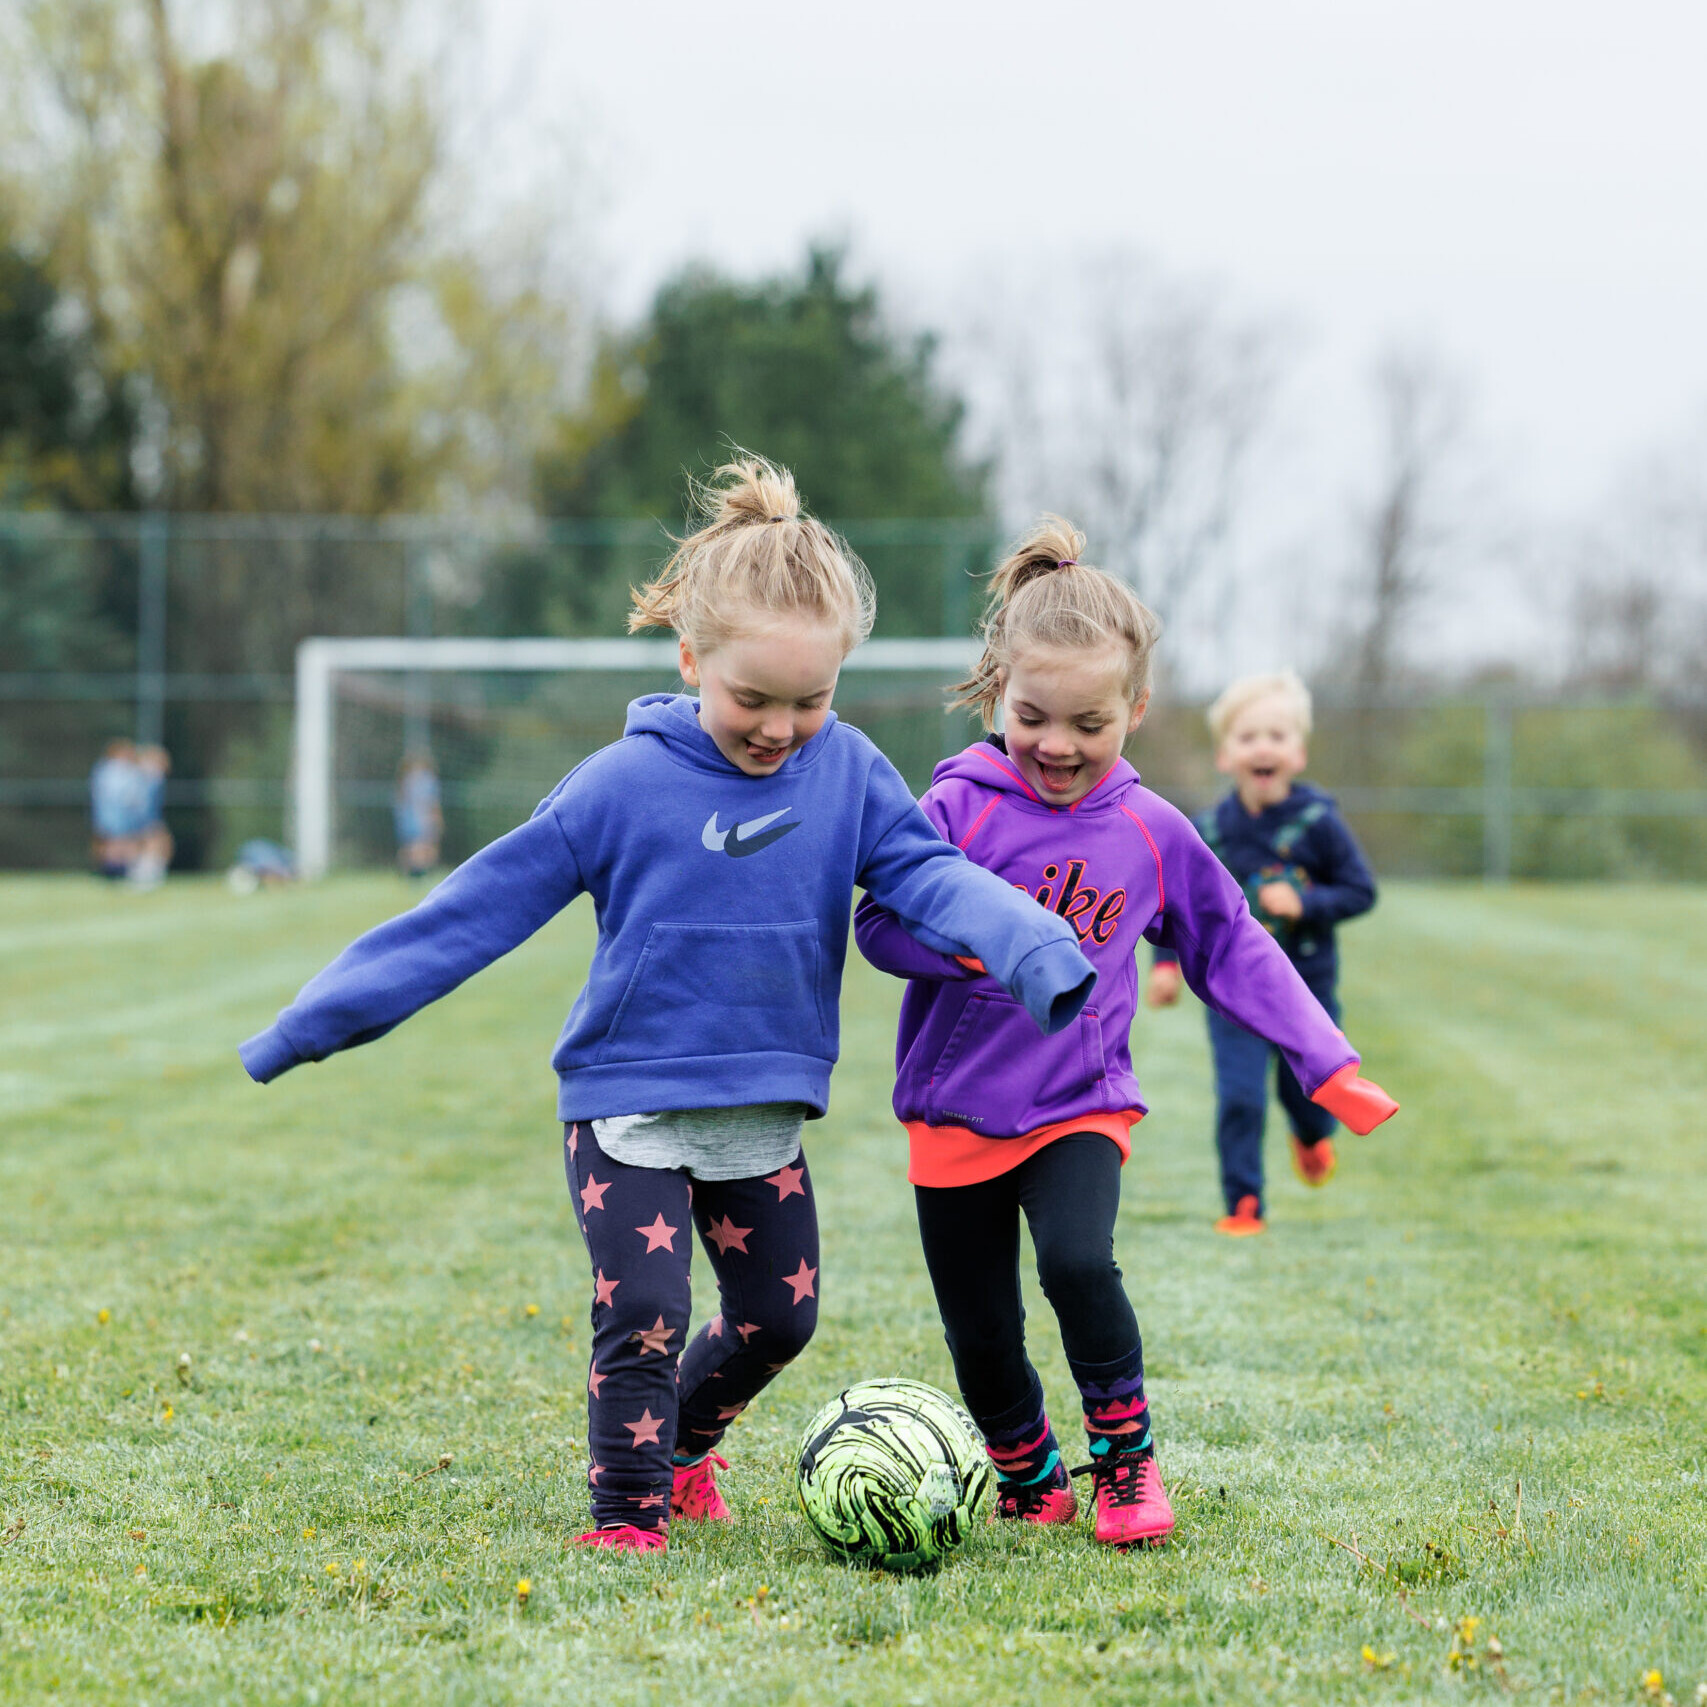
[477,1,1707,680]
[490,0,1705,517]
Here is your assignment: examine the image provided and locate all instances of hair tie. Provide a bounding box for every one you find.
[1056,558,1077,568]
[769,515,788,523]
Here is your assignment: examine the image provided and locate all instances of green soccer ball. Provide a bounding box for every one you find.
[795,1377,991,1572]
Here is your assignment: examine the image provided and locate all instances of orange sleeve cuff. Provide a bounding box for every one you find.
[1309,1062,1398,1134]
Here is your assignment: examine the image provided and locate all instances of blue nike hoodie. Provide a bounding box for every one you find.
[239,694,1096,1122]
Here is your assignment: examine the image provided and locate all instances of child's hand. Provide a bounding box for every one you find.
[1146,962,1183,1008]
[1310,1062,1398,1134]
[1256,881,1304,920]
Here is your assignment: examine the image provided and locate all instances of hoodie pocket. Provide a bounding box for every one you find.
[923,991,1107,1133]
[597,920,829,1065]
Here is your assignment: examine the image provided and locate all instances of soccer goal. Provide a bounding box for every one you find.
[292,635,981,876]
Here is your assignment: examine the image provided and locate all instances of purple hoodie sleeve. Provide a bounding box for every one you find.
[1148,816,1358,1096]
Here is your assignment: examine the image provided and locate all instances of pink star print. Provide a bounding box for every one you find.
[587,1361,605,1397]
[635,1212,677,1253]
[716,1402,748,1421]
[624,1408,664,1447]
[704,1214,752,1256]
[707,1314,724,1338]
[567,1127,578,1156]
[765,1163,806,1201]
[580,1174,610,1213]
[594,1270,619,1307]
[635,1494,666,1510]
[634,1315,673,1356]
[734,1321,762,1344]
[783,1258,817,1304]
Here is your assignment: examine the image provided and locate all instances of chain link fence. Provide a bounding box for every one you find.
[5,512,1706,877]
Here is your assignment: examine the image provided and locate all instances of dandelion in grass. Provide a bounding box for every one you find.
[302,1527,315,1540]
[160,1402,174,1424]
[525,1303,540,1317]
[1362,1645,1396,1670]
[515,1578,531,1604]
[1642,1673,1664,1699]
[97,1308,110,1324]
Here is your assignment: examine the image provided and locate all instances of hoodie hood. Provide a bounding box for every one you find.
[623,691,841,777]
[931,734,1142,815]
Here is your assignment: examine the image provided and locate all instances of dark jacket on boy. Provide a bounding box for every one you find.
[1153,781,1375,983]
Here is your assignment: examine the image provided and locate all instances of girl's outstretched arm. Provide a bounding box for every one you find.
[239,804,584,1083]
[1149,820,1396,1134]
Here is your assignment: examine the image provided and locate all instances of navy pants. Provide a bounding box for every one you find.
[564,1122,819,1528]
[1207,969,1339,1215]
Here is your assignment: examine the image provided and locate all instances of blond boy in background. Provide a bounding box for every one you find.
[1148,672,1378,1234]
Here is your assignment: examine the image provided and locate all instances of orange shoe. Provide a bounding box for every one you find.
[1290,1134,1337,1188]
[1214,1194,1266,1236]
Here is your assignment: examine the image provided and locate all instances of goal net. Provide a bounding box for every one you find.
[293,637,983,875]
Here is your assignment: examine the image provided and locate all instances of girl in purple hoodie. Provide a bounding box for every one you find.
[855,518,1397,1548]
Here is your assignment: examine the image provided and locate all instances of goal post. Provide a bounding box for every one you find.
[292,635,979,877]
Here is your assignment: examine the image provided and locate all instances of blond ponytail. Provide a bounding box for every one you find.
[953,515,1161,726]
[628,454,876,654]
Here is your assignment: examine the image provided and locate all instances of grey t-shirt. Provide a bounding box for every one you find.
[591,1102,809,1181]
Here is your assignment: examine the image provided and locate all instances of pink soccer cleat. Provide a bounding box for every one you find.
[572,1524,667,1553]
[992,1477,1079,1525]
[1085,1450,1174,1548]
[670,1452,732,1522]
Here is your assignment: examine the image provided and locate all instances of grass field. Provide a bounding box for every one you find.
[2,875,1705,1706]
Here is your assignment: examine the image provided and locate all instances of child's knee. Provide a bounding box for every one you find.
[768,1302,817,1365]
[1035,1247,1119,1313]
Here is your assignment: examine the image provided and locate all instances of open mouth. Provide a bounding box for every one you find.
[1037,761,1081,794]
[746,742,787,766]
[1248,764,1279,783]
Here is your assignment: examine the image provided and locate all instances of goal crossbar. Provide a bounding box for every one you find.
[293,635,979,877]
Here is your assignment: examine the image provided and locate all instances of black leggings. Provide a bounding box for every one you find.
[913,1134,1141,1421]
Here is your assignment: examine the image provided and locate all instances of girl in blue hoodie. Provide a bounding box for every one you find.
[240,460,1094,1553]
[856,518,1397,1548]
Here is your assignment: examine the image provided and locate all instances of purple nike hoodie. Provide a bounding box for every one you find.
[854,738,1360,1146]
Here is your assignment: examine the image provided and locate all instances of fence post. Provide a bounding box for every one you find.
[403,539,432,756]
[135,513,169,746]
[1482,692,1513,882]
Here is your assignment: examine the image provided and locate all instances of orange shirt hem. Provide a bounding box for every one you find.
[907,1110,1144,1188]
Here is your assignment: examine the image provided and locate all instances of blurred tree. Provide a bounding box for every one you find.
[3,0,574,864]
[1344,347,1464,695]
[1570,417,1707,696]
[965,252,1278,629]
[0,229,136,510]
[540,248,983,521]
[515,248,989,636]
[9,0,566,516]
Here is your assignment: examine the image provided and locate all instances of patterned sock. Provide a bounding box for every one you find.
[976,1379,1068,1489]
[1071,1346,1152,1461]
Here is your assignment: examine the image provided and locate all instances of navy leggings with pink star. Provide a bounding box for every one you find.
[564,1122,820,1530]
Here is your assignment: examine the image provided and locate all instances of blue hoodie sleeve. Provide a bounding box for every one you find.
[854,759,1094,1036]
[238,805,585,1083]
[853,790,981,983]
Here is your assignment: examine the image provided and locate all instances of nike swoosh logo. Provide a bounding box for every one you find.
[701,809,800,858]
